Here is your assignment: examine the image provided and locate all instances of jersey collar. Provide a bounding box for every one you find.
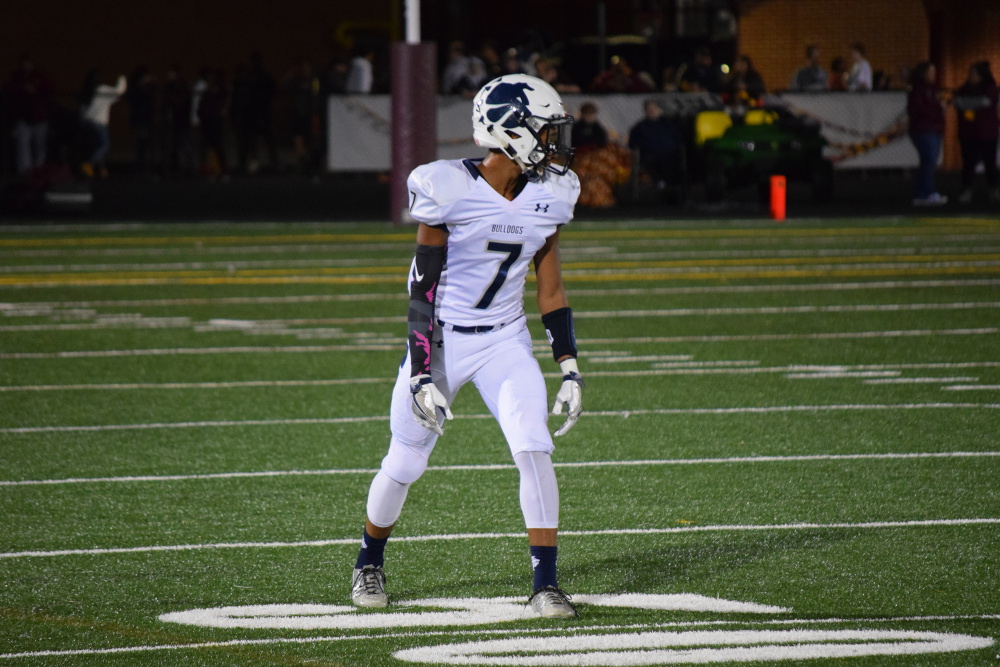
[463,158,529,200]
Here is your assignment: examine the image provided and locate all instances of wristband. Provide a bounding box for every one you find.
[541,307,577,362]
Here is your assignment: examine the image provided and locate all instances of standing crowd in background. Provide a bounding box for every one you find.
[0,50,366,182]
[790,43,877,92]
[906,59,999,206]
[2,41,998,210]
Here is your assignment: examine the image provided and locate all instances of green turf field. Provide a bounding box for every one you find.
[1,216,998,665]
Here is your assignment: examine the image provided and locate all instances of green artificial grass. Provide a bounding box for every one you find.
[1,217,998,665]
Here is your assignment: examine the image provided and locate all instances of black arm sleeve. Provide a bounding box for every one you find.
[408,244,445,378]
[541,306,578,362]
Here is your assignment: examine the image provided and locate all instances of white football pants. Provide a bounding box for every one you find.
[366,317,559,529]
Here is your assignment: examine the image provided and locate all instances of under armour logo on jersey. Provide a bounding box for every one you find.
[535,203,550,213]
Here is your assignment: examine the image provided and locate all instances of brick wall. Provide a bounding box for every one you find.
[739,0,1000,169]
[738,0,929,93]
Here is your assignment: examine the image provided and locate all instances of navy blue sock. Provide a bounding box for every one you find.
[355,529,388,569]
[530,545,558,591]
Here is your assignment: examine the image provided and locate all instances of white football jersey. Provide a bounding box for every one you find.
[407,159,580,327]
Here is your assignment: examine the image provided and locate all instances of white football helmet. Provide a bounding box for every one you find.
[472,74,575,178]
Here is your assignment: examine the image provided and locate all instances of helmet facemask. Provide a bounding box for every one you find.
[524,114,575,178]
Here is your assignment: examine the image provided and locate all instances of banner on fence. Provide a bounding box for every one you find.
[327,92,925,172]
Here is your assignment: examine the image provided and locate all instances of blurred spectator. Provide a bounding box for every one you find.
[286,57,322,173]
[441,41,472,94]
[191,66,210,129]
[572,101,608,150]
[512,28,548,77]
[197,68,229,177]
[897,65,912,91]
[161,64,196,176]
[660,66,679,92]
[346,45,375,94]
[572,101,630,207]
[3,55,54,175]
[872,70,892,91]
[500,48,526,76]
[535,57,580,94]
[679,47,722,93]
[442,41,489,97]
[323,54,349,95]
[725,54,766,107]
[234,52,278,174]
[477,40,503,81]
[828,57,848,91]
[790,45,828,91]
[953,61,999,204]
[628,99,684,191]
[126,65,157,175]
[79,68,126,178]
[846,43,873,92]
[453,57,489,98]
[907,61,947,206]
[590,56,654,94]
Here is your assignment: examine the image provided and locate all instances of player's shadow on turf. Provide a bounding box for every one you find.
[393,541,531,600]
[560,531,855,592]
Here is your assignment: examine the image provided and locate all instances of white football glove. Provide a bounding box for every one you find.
[410,374,453,435]
[551,358,584,437]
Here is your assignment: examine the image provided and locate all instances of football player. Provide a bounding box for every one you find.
[350,74,584,618]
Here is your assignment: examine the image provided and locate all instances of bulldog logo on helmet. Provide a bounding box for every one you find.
[482,82,534,128]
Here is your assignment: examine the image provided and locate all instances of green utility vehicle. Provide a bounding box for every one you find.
[697,107,833,203]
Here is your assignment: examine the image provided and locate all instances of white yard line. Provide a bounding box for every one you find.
[9,258,993,288]
[944,385,1000,391]
[794,362,998,371]
[0,293,405,311]
[562,245,1000,261]
[0,378,394,392]
[785,371,901,379]
[0,257,407,274]
[576,302,1000,318]
[0,242,416,259]
[1,613,998,660]
[3,301,997,334]
[2,451,997,487]
[0,415,395,433]
[649,360,759,368]
[589,356,731,364]
[0,318,394,332]
[0,344,402,359]
[564,260,1000,277]
[580,328,999,345]
[865,377,979,384]
[583,404,1000,416]
[6,246,1000,273]
[1,328,997,360]
[570,278,1000,297]
[2,403,998,434]
[2,518,998,560]
[2,279,998,311]
[3,362,996,392]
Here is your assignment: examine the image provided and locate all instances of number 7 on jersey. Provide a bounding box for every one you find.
[474,241,523,310]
